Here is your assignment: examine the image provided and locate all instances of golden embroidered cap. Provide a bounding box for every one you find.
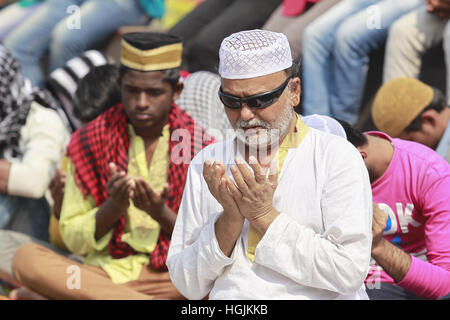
[120,32,182,72]
[371,77,434,137]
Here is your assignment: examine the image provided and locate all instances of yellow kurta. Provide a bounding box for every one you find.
[247,115,309,262]
[59,124,169,284]
[48,157,70,252]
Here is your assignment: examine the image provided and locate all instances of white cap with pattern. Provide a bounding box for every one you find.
[301,114,347,139]
[219,29,292,79]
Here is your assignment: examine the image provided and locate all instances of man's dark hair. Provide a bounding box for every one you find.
[404,87,447,132]
[335,119,368,148]
[73,64,121,123]
[284,59,302,112]
[118,65,181,89]
[284,59,301,79]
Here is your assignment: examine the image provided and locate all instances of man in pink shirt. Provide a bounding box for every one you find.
[338,120,450,300]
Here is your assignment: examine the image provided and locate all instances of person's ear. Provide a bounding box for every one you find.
[172,82,184,102]
[358,149,368,160]
[288,77,301,107]
[420,109,439,127]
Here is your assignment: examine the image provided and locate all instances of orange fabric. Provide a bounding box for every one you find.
[12,243,185,300]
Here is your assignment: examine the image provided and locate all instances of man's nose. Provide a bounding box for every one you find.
[137,91,149,108]
[239,104,255,122]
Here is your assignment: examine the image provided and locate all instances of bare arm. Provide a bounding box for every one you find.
[49,169,66,219]
[0,159,11,194]
[214,209,245,257]
[154,204,177,237]
[371,203,411,282]
[94,198,128,240]
[371,238,412,283]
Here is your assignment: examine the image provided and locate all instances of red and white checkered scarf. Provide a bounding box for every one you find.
[66,103,214,270]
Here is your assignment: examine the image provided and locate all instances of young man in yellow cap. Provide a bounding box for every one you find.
[167,29,373,300]
[371,77,450,162]
[9,32,213,300]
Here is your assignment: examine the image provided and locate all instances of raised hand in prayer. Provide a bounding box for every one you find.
[131,178,177,235]
[132,178,169,219]
[49,169,66,219]
[204,159,244,257]
[371,202,388,252]
[225,156,279,234]
[203,159,242,223]
[107,162,134,212]
[370,202,412,283]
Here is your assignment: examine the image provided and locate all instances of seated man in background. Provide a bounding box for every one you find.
[263,0,342,60]
[0,51,117,239]
[167,29,373,300]
[3,0,152,88]
[383,0,450,104]
[0,44,69,241]
[0,63,121,297]
[9,32,213,300]
[372,77,450,162]
[47,63,122,252]
[300,0,422,124]
[337,120,450,300]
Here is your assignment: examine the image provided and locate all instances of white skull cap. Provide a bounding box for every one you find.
[219,29,292,79]
[301,114,347,139]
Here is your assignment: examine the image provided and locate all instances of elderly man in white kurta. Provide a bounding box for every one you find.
[166,29,373,300]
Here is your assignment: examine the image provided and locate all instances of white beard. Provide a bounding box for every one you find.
[234,98,293,150]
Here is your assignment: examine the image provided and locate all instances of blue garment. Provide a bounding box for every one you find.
[139,0,165,19]
[0,1,42,41]
[301,0,423,124]
[436,123,450,163]
[4,0,146,88]
[0,194,50,242]
[366,282,423,300]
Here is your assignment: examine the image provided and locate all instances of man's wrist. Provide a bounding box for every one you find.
[215,209,244,257]
[371,237,388,258]
[221,208,245,227]
[148,203,167,221]
[251,207,279,235]
[106,198,128,216]
[371,237,412,283]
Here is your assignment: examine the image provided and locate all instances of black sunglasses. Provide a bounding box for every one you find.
[218,77,291,110]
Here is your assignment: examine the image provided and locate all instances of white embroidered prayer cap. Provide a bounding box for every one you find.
[301,114,347,139]
[219,29,292,79]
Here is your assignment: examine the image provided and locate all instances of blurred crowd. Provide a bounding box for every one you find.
[0,0,448,301]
